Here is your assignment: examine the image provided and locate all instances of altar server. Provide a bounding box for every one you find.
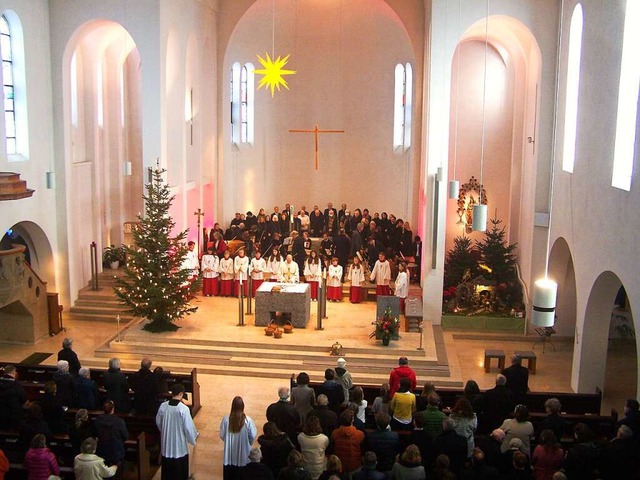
[234,249,249,296]
[266,247,284,282]
[250,251,267,297]
[348,256,366,303]
[327,257,343,302]
[219,250,234,297]
[394,262,409,313]
[370,251,392,296]
[200,247,220,296]
[277,254,300,283]
[304,250,322,301]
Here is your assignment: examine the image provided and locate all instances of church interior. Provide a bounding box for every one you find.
[0,0,639,478]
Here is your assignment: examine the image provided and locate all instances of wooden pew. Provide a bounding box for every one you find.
[4,363,201,417]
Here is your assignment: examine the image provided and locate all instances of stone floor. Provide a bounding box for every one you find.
[0,296,636,480]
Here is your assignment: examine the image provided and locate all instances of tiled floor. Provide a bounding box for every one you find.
[0,304,636,479]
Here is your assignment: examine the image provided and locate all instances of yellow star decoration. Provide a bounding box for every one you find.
[255,52,296,97]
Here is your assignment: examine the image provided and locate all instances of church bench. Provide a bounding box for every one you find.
[0,430,154,480]
[5,363,201,417]
[294,377,602,415]
[529,409,618,443]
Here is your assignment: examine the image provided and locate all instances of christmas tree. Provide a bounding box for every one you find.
[443,235,479,288]
[475,216,517,284]
[114,168,199,332]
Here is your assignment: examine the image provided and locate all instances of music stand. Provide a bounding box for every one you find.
[533,326,556,353]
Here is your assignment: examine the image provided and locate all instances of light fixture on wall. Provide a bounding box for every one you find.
[45,171,56,189]
[123,161,132,176]
[449,0,462,199]
[472,0,490,231]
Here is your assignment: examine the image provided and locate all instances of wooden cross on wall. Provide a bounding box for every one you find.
[289,124,345,170]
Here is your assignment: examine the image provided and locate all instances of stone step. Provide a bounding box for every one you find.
[74,299,122,308]
[65,312,133,323]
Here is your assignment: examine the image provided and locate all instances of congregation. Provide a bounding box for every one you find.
[219,355,640,480]
[1,340,639,480]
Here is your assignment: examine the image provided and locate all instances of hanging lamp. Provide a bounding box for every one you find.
[472,0,490,231]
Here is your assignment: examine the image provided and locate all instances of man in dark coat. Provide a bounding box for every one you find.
[57,337,82,375]
[103,357,132,413]
[483,374,515,432]
[76,367,100,410]
[364,412,401,475]
[434,417,468,477]
[266,387,300,444]
[501,354,529,403]
[319,369,345,412]
[615,398,640,440]
[333,229,351,280]
[52,360,77,407]
[0,365,28,429]
[307,394,339,438]
[94,399,129,469]
[133,358,161,415]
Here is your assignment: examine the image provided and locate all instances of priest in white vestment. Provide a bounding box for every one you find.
[277,254,300,283]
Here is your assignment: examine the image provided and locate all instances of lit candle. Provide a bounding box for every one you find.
[532,278,557,327]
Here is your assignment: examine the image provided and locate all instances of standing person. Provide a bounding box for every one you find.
[450,397,478,458]
[265,387,300,445]
[219,250,235,296]
[531,430,564,480]
[320,232,336,268]
[133,358,161,416]
[389,378,416,431]
[333,229,351,279]
[94,400,128,476]
[234,249,249,297]
[334,358,353,407]
[327,258,343,302]
[250,250,267,297]
[266,247,284,282]
[156,384,199,480]
[278,254,300,283]
[499,405,535,457]
[183,241,199,280]
[304,250,322,301]
[299,209,310,232]
[24,433,60,480]
[394,263,409,313]
[389,357,417,397]
[0,365,28,429]
[201,247,220,297]
[212,231,227,258]
[57,337,82,375]
[298,416,330,480]
[220,396,257,480]
[370,252,392,296]
[310,206,325,237]
[501,354,530,404]
[291,372,316,426]
[102,358,131,414]
[331,411,365,477]
[74,437,118,479]
[350,223,364,258]
[347,256,365,304]
[292,231,307,274]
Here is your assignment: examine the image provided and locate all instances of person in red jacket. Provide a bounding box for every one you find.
[389,357,417,397]
[330,410,365,476]
[24,433,60,480]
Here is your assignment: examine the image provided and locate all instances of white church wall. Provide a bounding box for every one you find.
[0,1,59,292]
[550,1,640,395]
[220,0,419,227]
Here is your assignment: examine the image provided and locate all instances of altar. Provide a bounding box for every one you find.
[255,282,311,328]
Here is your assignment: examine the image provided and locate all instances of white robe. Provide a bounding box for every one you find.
[304,260,322,282]
[327,264,343,287]
[250,257,267,280]
[182,250,199,276]
[200,254,219,279]
[277,261,300,283]
[370,260,391,286]
[156,400,198,459]
[234,255,249,281]
[394,271,409,299]
[219,257,234,280]
[266,257,283,280]
[348,264,365,287]
[219,415,257,467]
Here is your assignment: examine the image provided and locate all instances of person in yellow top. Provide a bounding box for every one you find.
[389,377,416,431]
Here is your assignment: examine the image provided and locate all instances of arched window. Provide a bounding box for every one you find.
[230,62,240,144]
[1,15,16,154]
[240,63,254,144]
[393,63,412,150]
[562,4,583,173]
[612,0,640,191]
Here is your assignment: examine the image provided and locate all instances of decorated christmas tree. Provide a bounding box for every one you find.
[114,168,199,332]
[444,235,480,288]
[475,216,517,284]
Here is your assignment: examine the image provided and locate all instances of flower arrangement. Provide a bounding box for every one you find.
[370,307,401,345]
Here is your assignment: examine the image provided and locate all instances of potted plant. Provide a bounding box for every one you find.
[370,307,401,346]
[103,245,125,269]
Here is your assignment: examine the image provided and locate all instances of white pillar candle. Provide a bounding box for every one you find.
[532,278,557,327]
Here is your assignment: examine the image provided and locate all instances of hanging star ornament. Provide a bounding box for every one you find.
[255,52,296,97]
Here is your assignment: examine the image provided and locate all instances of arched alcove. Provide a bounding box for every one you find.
[548,237,576,337]
[62,20,143,297]
[445,16,542,285]
[574,271,637,399]
[1,221,55,289]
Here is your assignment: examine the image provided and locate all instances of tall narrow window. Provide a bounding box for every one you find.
[562,4,583,173]
[230,62,240,144]
[240,63,254,144]
[1,15,16,154]
[393,63,412,150]
[612,0,640,191]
